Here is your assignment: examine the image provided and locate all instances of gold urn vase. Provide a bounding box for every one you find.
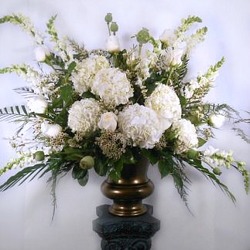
[101,157,154,217]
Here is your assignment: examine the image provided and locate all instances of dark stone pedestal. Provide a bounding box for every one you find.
[93,205,160,250]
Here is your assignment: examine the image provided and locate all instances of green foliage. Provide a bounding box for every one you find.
[108,159,124,181]
[72,166,89,186]
[158,153,174,178]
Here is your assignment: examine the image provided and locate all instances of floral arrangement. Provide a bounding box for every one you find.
[0,13,249,206]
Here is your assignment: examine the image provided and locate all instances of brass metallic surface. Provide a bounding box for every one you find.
[101,157,154,217]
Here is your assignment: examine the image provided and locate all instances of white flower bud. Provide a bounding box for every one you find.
[34,46,50,62]
[41,122,62,137]
[209,114,225,128]
[98,112,118,132]
[106,35,120,52]
[27,96,48,114]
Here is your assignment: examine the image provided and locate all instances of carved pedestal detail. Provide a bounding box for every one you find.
[93,205,160,250]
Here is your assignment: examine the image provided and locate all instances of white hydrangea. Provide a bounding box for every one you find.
[91,68,133,107]
[145,83,182,131]
[172,119,198,154]
[71,55,110,95]
[68,98,102,135]
[118,104,164,149]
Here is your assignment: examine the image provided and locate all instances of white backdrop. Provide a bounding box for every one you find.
[0,0,250,250]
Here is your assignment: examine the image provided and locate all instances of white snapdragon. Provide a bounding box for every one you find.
[136,50,158,80]
[181,79,200,99]
[145,83,182,131]
[118,104,164,149]
[106,35,120,52]
[27,96,48,114]
[209,114,225,128]
[34,46,50,62]
[98,112,118,132]
[71,55,110,95]
[203,146,219,156]
[41,122,62,138]
[91,68,133,107]
[68,98,102,135]
[203,146,234,168]
[172,119,198,154]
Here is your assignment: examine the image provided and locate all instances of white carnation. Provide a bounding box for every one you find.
[91,68,133,107]
[68,98,102,135]
[98,112,118,132]
[71,55,110,95]
[27,96,48,114]
[41,122,62,138]
[118,104,164,149]
[106,35,120,52]
[172,119,198,154]
[145,83,182,131]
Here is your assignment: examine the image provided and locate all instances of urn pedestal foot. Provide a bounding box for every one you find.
[93,204,160,250]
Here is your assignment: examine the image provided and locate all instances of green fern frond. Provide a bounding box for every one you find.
[172,55,189,88]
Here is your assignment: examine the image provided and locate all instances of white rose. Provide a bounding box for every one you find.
[159,29,177,46]
[209,114,225,128]
[41,122,62,137]
[165,47,184,66]
[98,112,118,132]
[106,35,120,52]
[27,96,48,114]
[34,46,50,62]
